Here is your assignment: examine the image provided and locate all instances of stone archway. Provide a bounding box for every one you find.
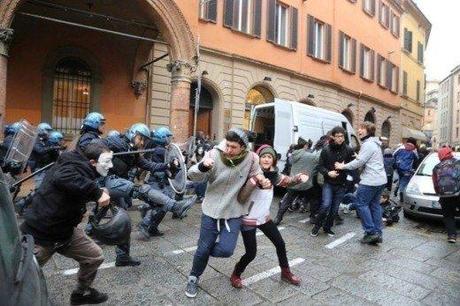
[364,110,376,123]
[0,0,197,140]
[244,84,275,130]
[341,109,354,126]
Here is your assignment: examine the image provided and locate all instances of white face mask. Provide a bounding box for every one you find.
[96,151,113,177]
[197,147,204,155]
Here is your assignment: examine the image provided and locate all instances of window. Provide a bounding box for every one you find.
[402,70,408,96]
[379,1,390,28]
[404,28,413,53]
[360,44,375,81]
[267,0,298,49]
[377,54,387,87]
[382,121,391,139]
[307,15,332,62]
[416,80,421,102]
[457,127,459,138]
[390,12,400,37]
[386,62,399,93]
[363,0,376,16]
[199,0,217,22]
[224,0,262,36]
[339,31,357,73]
[52,57,92,135]
[364,111,376,123]
[417,42,424,64]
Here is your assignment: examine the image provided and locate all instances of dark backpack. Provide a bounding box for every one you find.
[432,158,460,197]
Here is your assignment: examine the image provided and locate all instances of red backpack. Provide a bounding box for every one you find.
[432,158,460,197]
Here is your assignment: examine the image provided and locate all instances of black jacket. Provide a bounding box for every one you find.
[105,134,168,179]
[30,138,60,170]
[78,129,101,152]
[318,142,354,185]
[21,150,103,245]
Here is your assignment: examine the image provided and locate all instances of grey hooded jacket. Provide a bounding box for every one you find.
[342,137,387,186]
[288,149,320,191]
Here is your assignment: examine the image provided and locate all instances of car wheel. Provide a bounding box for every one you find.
[403,209,415,220]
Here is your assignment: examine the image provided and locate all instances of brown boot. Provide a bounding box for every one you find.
[230,271,243,288]
[281,267,301,286]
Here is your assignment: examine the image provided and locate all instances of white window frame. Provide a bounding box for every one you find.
[364,0,375,15]
[391,65,398,92]
[236,0,253,34]
[363,47,372,80]
[342,34,353,71]
[314,20,325,59]
[378,56,386,87]
[379,3,389,28]
[275,2,288,46]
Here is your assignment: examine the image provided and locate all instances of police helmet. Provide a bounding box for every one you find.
[89,206,132,245]
[126,123,151,142]
[107,130,120,138]
[4,122,21,136]
[152,126,173,145]
[48,131,64,145]
[83,112,106,130]
[37,123,53,136]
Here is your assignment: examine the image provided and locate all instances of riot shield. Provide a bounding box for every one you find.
[176,136,196,160]
[4,120,38,173]
[165,143,187,194]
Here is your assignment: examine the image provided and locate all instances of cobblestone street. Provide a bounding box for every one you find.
[41,198,460,305]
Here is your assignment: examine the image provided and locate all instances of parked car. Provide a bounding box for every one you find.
[403,152,460,220]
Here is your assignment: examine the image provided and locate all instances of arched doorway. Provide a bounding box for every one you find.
[0,0,196,140]
[189,82,214,138]
[244,85,274,130]
[364,110,376,123]
[382,120,391,139]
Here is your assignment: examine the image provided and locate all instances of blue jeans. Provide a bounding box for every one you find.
[355,184,385,235]
[342,192,357,210]
[316,183,347,230]
[397,171,412,194]
[190,214,241,278]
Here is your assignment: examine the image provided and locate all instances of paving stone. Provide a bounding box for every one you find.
[311,287,377,306]
[277,292,324,305]
[290,261,341,283]
[412,241,459,259]
[386,247,433,262]
[358,270,431,300]
[248,277,299,303]
[422,292,460,306]
[377,253,437,273]
[430,266,460,283]
[331,275,421,305]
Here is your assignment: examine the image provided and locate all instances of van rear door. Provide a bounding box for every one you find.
[274,100,294,163]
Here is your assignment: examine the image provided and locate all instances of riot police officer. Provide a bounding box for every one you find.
[78,112,105,152]
[30,123,60,188]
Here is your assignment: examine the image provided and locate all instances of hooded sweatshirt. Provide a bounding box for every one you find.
[342,136,387,186]
[288,148,320,191]
[188,140,262,220]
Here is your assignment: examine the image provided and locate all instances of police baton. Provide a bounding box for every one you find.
[12,162,55,188]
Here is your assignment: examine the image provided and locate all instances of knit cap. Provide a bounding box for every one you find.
[228,128,249,147]
[256,144,277,161]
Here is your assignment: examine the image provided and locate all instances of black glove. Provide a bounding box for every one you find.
[3,160,23,176]
[167,159,180,178]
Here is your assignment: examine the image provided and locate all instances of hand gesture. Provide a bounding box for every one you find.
[202,157,215,168]
[298,173,309,183]
[97,190,110,207]
[328,170,339,178]
[335,162,345,170]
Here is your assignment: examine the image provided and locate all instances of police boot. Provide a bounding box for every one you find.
[171,195,197,219]
[148,209,166,237]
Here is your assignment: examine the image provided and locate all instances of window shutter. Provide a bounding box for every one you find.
[307,15,315,56]
[408,31,412,52]
[207,0,217,22]
[396,66,399,93]
[396,16,400,37]
[385,8,390,28]
[338,32,344,68]
[377,55,381,85]
[326,24,332,62]
[379,1,382,23]
[241,0,249,31]
[253,0,262,37]
[360,44,364,77]
[403,71,407,95]
[370,50,375,81]
[386,61,392,89]
[371,0,376,15]
[351,38,357,73]
[224,0,234,28]
[290,7,298,50]
[267,0,276,42]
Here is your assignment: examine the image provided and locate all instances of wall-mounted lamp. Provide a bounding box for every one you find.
[263,76,272,82]
[347,103,354,108]
[201,70,208,76]
[386,115,392,121]
[307,94,315,99]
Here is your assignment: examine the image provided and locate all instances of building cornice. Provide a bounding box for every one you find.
[201,46,400,111]
[389,0,405,14]
[403,0,432,44]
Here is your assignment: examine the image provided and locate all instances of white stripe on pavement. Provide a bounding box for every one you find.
[256,226,285,236]
[242,258,305,286]
[298,218,310,224]
[62,261,115,276]
[325,232,356,249]
[170,245,198,255]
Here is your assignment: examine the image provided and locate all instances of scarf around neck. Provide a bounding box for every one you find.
[219,150,248,167]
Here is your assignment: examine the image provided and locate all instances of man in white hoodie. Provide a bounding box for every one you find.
[335,122,387,244]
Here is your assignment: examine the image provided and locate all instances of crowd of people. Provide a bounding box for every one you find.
[0,115,459,304]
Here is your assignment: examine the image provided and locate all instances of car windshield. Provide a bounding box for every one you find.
[416,153,460,176]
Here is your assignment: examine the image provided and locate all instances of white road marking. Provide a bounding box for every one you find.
[325,232,356,249]
[241,257,305,286]
[170,245,198,255]
[62,262,115,276]
[256,226,285,236]
[298,218,310,224]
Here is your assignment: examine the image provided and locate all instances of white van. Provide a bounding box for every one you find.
[250,98,359,170]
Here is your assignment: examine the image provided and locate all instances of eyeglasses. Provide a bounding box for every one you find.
[334,134,345,138]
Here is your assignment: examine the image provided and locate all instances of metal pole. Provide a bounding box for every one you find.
[12,162,54,187]
[139,52,169,71]
[193,36,201,138]
[17,12,167,44]
[112,148,159,156]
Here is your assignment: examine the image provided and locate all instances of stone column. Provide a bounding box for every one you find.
[167,60,194,142]
[0,28,13,132]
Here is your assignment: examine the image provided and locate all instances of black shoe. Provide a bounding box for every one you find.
[148,228,164,237]
[137,223,151,241]
[360,233,380,244]
[447,235,457,244]
[173,195,197,219]
[310,225,320,237]
[195,196,204,204]
[324,229,335,237]
[70,288,108,305]
[115,256,141,267]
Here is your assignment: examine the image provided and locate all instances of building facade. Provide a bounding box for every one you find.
[438,74,453,147]
[451,67,460,147]
[423,80,439,147]
[399,0,431,143]
[1,0,409,146]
